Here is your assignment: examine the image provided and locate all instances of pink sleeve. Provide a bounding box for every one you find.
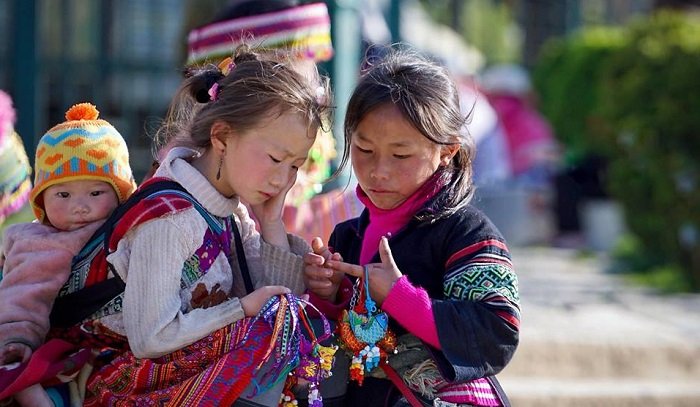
[381,276,440,349]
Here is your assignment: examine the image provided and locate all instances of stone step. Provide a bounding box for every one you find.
[498,377,700,407]
[500,340,700,379]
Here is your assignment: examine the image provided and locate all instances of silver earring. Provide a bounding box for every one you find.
[216,155,223,180]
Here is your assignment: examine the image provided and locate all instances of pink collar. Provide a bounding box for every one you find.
[357,172,444,264]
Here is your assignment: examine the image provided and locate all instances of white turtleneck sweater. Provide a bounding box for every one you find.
[104,147,309,358]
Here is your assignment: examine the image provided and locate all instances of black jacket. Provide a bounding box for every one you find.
[329,193,520,406]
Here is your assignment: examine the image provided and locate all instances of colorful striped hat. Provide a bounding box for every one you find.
[30,103,137,223]
[0,90,32,225]
[187,1,333,66]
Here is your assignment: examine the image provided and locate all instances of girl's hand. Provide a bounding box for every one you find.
[250,171,298,226]
[303,237,344,301]
[240,285,291,317]
[326,237,402,305]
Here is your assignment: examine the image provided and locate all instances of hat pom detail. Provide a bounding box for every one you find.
[65,103,99,121]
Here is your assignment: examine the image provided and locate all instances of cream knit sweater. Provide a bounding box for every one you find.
[104,147,309,358]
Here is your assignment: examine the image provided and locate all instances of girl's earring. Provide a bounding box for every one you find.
[216,154,224,180]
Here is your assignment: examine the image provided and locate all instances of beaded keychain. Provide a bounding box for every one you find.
[338,265,397,385]
[239,293,337,407]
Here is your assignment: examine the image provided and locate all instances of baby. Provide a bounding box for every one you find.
[0,103,136,405]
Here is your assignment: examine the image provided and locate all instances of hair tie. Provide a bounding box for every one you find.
[208,83,220,101]
[218,57,236,76]
[207,57,237,102]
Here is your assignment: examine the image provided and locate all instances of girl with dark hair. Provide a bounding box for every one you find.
[304,47,520,407]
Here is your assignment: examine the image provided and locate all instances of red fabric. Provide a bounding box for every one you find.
[0,339,91,399]
[84,176,194,287]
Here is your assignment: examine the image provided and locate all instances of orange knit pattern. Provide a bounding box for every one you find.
[30,103,136,223]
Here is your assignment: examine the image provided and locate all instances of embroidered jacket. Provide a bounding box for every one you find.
[329,189,520,405]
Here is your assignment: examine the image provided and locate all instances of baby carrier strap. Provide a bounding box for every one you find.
[50,177,253,328]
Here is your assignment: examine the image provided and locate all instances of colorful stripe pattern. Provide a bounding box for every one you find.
[437,377,503,406]
[187,2,333,66]
[444,239,520,329]
[84,319,273,406]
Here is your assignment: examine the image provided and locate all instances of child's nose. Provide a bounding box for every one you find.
[270,167,290,188]
[370,158,390,180]
[73,200,90,214]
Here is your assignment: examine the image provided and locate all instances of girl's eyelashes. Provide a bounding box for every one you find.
[394,154,410,159]
[57,192,70,198]
[354,145,372,154]
[269,154,282,163]
[90,190,106,196]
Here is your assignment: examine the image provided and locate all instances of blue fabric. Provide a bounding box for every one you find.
[46,383,71,406]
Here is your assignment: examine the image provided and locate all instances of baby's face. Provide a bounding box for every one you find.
[43,180,119,231]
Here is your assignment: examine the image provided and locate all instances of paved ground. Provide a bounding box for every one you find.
[498,247,700,406]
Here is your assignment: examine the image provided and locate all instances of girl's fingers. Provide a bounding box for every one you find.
[378,236,397,269]
[327,260,364,277]
[265,285,292,295]
[305,265,334,281]
[303,252,326,267]
[311,237,325,253]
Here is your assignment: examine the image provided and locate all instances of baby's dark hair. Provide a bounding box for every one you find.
[156,44,331,152]
[341,46,476,219]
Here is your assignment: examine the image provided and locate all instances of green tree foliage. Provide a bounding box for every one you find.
[534,11,700,291]
[532,26,626,166]
[598,11,700,290]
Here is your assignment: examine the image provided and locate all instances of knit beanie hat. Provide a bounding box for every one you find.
[30,102,137,223]
[187,1,334,66]
[0,90,32,224]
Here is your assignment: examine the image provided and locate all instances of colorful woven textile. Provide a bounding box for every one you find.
[84,319,271,406]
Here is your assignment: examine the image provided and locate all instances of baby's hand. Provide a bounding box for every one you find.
[240,286,291,317]
[0,342,32,365]
[303,237,343,301]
